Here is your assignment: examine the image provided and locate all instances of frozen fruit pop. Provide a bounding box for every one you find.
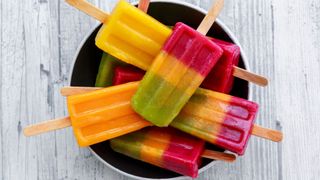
[131,0,226,126]
[113,66,145,85]
[111,127,204,178]
[132,22,223,126]
[170,87,258,155]
[110,127,235,178]
[108,38,240,93]
[57,83,282,155]
[23,82,151,147]
[66,82,151,146]
[66,0,171,70]
[201,38,240,93]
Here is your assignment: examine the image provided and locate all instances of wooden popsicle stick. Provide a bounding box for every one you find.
[60,86,102,96]
[61,86,98,96]
[197,0,224,35]
[23,117,72,136]
[65,0,109,23]
[138,0,150,13]
[233,66,268,86]
[252,124,283,142]
[202,150,236,162]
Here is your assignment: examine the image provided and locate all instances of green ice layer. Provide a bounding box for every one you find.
[95,53,126,87]
[110,130,146,160]
[132,73,190,127]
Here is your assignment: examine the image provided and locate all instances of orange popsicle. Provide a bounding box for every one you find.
[67,82,151,146]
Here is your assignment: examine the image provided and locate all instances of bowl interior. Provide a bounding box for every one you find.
[70,1,248,179]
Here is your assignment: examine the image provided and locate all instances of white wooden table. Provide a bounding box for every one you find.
[1,0,320,179]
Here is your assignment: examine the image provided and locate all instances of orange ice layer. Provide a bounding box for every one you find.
[140,129,171,167]
[67,82,151,146]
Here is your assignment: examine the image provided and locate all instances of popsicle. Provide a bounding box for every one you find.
[55,83,282,155]
[130,0,229,127]
[111,127,235,178]
[201,38,240,93]
[66,0,170,70]
[113,66,145,85]
[95,53,126,87]
[24,82,151,147]
[169,87,258,155]
[66,0,268,86]
[132,22,223,126]
[105,38,240,93]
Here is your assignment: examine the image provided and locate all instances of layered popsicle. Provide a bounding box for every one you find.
[110,127,205,178]
[201,38,240,93]
[132,23,223,127]
[170,87,258,155]
[103,37,241,93]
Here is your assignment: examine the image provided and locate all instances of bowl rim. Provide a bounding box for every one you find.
[68,0,252,179]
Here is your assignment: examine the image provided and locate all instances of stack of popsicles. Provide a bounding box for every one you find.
[23,0,283,178]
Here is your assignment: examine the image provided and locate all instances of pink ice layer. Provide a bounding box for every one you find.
[216,96,258,155]
[162,22,223,76]
[113,66,145,85]
[157,127,205,178]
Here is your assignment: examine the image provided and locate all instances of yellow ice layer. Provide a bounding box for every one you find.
[95,0,171,70]
[150,52,204,98]
[140,129,171,167]
[176,89,233,142]
[67,82,151,147]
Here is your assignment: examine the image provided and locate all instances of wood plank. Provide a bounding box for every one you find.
[1,1,35,179]
[0,0,3,177]
[273,0,320,179]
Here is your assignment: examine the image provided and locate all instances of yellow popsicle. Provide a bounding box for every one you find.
[95,0,171,70]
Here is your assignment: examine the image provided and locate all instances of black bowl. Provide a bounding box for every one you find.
[69,1,250,179]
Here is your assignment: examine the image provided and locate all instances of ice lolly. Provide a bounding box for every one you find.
[170,87,258,155]
[58,83,282,155]
[101,38,240,93]
[111,127,236,178]
[111,127,205,177]
[94,0,171,70]
[113,66,145,85]
[201,38,240,93]
[66,82,151,146]
[132,22,223,126]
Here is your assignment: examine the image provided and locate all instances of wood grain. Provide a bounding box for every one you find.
[65,0,109,23]
[197,0,224,35]
[23,117,72,137]
[202,150,236,162]
[1,0,320,179]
